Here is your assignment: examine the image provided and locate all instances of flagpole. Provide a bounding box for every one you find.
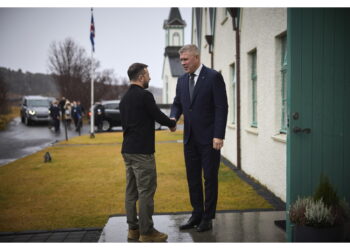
[90,48,95,138]
[90,8,95,139]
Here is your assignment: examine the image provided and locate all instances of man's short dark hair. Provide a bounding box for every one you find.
[127,63,148,81]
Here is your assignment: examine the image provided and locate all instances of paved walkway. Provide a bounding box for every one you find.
[99,211,286,242]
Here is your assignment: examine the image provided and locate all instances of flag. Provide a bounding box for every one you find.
[90,9,95,52]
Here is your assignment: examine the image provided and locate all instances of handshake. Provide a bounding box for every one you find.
[166,117,224,150]
[169,117,177,132]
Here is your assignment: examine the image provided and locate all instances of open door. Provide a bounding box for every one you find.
[287,8,350,241]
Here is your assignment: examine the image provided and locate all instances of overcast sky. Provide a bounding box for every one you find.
[0,7,192,88]
[1,1,347,89]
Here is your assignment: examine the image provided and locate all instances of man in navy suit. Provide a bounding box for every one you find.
[170,44,228,232]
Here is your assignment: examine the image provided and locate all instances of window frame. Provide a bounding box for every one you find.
[280,35,288,133]
[250,50,258,128]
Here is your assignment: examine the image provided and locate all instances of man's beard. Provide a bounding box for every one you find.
[143,81,149,89]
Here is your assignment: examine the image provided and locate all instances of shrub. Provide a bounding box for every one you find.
[314,175,339,207]
[289,176,350,228]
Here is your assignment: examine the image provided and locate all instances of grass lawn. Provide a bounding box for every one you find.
[0,130,273,232]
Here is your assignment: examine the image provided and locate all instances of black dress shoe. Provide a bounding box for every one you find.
[179,216,201,230]
[196,219,212,232]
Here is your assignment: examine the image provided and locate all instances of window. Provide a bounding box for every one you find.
[230,64,236,124]
[172,32,180,46]
[250,50,257,127]
[280,35,287,133]
[104,103,119,109]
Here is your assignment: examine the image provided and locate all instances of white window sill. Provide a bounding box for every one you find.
[227,124,236,130]
[271,133,287,143]
[245,127,259,135]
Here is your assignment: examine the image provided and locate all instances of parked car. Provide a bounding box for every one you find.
[20,95,52,126]
[99,100,121,131]
[89,100,161,132]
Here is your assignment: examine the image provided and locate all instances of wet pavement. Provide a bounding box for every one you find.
[98,211,286,242]
[0,117,91,166]
[0,211,286,243]
[0,116,170,167]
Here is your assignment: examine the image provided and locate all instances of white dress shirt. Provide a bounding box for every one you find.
[191,64,203,87]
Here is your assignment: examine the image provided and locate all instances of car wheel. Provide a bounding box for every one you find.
[102,120,111,131]
[21,116,25,123]
[24,116,31,126]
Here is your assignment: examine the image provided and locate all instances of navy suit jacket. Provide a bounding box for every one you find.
[170,65,228,145]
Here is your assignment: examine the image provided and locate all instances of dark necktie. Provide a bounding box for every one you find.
[189,73,196,101]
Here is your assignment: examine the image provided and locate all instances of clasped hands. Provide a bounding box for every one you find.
[169,118,224,150]
[169,118,177,132]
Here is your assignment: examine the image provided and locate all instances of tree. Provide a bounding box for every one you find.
[48,37,94,109]
[0,75,9,115]
[48,37,130,110]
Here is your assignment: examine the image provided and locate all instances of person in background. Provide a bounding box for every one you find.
[64,101,72,129]
[59,96,67,120]
[94,102,105,132]
[49,100,61,133]
[71,101,82,132]
[77,101,85,117]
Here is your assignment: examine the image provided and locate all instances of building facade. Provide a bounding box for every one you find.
[191,8,287,201]
[170,8,350,240]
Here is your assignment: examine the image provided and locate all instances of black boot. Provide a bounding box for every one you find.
[179,216,202,230]
[196,219,212,232]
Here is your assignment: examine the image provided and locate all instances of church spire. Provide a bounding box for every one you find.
[164,7,186,28]
[163,8,186,47]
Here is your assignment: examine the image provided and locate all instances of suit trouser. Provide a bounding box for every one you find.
[122,153,157,235]
[184,136,221,220]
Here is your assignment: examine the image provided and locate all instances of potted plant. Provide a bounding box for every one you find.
[289,175,350,242]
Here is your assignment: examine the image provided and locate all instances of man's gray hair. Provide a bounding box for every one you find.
[178,44,200,56]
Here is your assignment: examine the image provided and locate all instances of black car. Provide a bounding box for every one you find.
[90,100,161,132]
[20,96,52,126]
[99,100,121,131]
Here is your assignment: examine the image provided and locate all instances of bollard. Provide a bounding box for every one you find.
[44,152,52,163]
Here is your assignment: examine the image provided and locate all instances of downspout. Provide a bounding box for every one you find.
[205,35,214,69]
[205,8,215,69]
[228,8,241,170]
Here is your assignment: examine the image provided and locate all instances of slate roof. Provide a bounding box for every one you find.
[163,7,186,28]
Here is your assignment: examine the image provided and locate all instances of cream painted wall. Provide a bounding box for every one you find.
[240,8,287,201]
[213,8,237,166]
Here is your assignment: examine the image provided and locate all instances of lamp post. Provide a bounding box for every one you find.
[227,8,241,170]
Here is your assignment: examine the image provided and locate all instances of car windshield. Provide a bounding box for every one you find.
[104,103,119,109]
[27,99,50,107]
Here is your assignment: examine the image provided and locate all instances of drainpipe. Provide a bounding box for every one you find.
[228,8,241,170]
[205,35,214,69]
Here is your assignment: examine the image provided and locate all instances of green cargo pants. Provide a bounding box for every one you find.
[122,153,157,235]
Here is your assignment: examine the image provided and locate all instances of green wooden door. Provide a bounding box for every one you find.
[287,8,350,241]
